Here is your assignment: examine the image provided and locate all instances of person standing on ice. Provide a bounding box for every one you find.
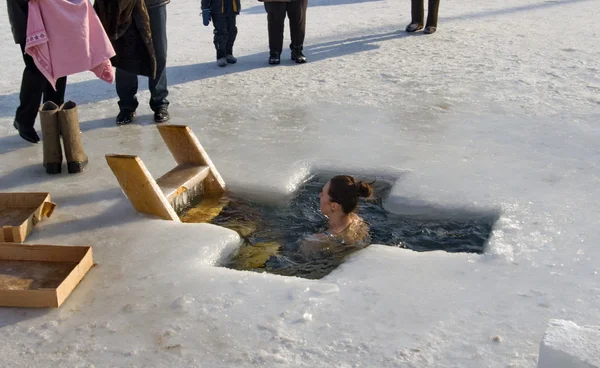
[201,0,240,67]
[405,0,440,34]
[7,0,68,143]
[260,0,308,65]
[104,0,171,125]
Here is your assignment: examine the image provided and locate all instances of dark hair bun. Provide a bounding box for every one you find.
[356,181,373,198]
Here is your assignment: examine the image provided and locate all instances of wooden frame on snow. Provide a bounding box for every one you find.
[0,193,56,243]
[105,124,226,221]
[0,243,94,308]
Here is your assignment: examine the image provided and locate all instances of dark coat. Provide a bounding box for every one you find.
[201,0,240,14]
[7,0,28,44]
[145,0,170,8]
[94,0,157,78]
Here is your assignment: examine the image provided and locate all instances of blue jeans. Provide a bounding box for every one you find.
[116,5,169,112]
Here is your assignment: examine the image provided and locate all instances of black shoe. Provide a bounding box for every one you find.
[268,52,280,65]
[406,23,424,32]
[291,48,307,64]
[424,26,437,34]
[154,107,170,123]
[116,110,136,125]
[13,121,40,143]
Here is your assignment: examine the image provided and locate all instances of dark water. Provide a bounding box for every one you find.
[182,174,494,279]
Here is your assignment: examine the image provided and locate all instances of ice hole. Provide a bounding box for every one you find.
[179,172,498,279]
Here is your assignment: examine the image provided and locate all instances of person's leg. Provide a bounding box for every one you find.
[213,12,230,61]
[287,0,307,49]
[287,0,307,62]
[147,5,169,112]
[425,0,440,33]
[116,68,139,112]
[14,44,46,142]
[406,0,424,32]
[264,2,286,56]
[226,13,238,58]
[43,76,67,105]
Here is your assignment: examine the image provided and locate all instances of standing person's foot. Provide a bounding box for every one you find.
[291,48,307,64]
[13,121,40,143]
[154,107,170,123]
[405,23,424,32]
[268,52,280,65]
[116,109,136,125]
[226,54,237,64]
[424,26,437,34]
[217,57,228,67]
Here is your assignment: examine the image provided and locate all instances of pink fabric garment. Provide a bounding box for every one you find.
[25,0,116,90]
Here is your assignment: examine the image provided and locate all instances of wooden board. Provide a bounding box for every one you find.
[0,193,56,243]
[0,243,93,308]
[105,155,179,222]
[156,164,210,202]
[157,125,226,195]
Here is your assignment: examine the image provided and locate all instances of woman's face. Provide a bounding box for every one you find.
[319,180,333,216]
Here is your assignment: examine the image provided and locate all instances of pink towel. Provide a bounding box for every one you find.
[25,0,116,90]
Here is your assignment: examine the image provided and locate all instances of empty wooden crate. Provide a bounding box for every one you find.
[0,243,93,308]
[0,192,56,243]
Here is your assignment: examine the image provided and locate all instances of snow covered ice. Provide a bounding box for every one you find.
[1,0,600,367]
[538,319,600,368]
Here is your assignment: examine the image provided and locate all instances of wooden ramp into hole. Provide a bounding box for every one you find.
[106,125,225,221]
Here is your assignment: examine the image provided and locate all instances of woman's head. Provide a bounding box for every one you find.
[319,175,373,216]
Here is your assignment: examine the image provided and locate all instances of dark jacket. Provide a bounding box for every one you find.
[7,0,28,44]
[94,0,157,78]
[145,0,170,8]
[201,0,240,14]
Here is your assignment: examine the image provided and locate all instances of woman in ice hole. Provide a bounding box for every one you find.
[299,175,373,258]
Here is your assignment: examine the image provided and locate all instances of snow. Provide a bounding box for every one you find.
[1,0,599,366]
[538,319,600,368]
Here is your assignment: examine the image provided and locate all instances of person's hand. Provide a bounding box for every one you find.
[202,9,211,26]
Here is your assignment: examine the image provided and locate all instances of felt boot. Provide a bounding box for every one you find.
[39,102,62,174]
[58,101,88,174]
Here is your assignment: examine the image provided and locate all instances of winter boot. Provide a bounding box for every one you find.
[405,23,424,32]
[268,52,280,65]
[39,102,63,174]
[291,46,307,64]
[226,54,238,64]
[217,57,228,67]
[58,101,88,174]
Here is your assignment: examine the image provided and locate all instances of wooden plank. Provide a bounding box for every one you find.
[156,164,210,202]
[0,193,50,208]
[0,289,59,308]
[105,154,180,222]
[157,125,226,195]
[55,247,94,307]
[0,243,90,262]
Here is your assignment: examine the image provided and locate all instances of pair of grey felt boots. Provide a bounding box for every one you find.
[39,101,88,175]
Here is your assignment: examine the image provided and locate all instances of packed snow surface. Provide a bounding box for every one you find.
[1,0,599,367]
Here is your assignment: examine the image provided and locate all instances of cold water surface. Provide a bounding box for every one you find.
[181,174,494,279]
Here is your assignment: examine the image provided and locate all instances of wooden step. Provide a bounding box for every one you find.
[105,125,226,221]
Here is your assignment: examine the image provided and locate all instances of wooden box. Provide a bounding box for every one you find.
[0,193,56,243]
[0,243,93,308]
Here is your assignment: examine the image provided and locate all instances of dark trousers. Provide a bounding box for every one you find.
[264,0,307,55]
[411,0,440,28]
[213,12,238,59]
[15,44,67,129]
[116,5,169,112]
